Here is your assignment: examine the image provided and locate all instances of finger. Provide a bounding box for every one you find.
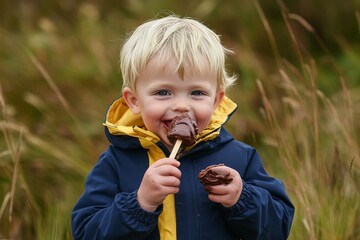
[205,185,229,195]
[155,175,181,188]
[207,193,225,202]
[161,185,180,195]
[208,193,232,205]
[149,177,180,194]
[162,175,181,187]
[152,158,181,168]
[156,164,182,179]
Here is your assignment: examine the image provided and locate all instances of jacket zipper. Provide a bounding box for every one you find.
[191,160,200,240]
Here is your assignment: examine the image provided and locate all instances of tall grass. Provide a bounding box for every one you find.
[1,1,360,239]
[253,1,360,239]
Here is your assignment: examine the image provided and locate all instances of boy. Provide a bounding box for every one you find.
[72,15,294,239]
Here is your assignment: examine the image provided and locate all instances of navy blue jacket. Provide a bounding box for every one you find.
[72,96,294,239]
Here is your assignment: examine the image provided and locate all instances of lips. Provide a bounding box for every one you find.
[163,116,181,129]
[162,114,195,138]
[163,120,172,130]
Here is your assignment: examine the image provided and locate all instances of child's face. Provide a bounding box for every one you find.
[123,57,224,149]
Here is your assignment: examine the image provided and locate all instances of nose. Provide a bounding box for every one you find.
[171,96,191,112]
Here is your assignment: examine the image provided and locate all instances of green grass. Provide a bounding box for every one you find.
[1,1,360,239]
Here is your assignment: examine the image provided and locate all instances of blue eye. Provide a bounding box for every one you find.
[191,90,205,96]
[155,90,170,96]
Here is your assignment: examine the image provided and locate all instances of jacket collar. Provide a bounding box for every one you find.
[103,96,237,148]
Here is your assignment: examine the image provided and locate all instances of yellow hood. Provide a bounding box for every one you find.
[103,95,237,146]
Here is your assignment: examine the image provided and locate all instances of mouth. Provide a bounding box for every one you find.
[163,120,172,131]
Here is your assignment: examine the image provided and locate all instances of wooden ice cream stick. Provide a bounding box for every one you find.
[169,139,182,159]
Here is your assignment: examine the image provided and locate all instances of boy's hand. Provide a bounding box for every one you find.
[205,166,243,208]
[137,158,181,212]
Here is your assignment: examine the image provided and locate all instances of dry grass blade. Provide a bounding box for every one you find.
[316,90,360,166]
[277,0,305,71]
[253,0,280,65]
[0,193,11,221]
[8,128,23,222]
[26,51,95,153]
[356,11,360,33]
[0,80,14,155]
[27,52,72,117]
[288,13,315,33]
[339,75,354,129]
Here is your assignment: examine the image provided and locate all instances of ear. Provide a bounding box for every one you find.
[122,87,141,114]
[213,89,225,109]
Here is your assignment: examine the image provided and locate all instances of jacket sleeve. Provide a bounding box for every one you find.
[71,149,161,240]
[222,148,295,240]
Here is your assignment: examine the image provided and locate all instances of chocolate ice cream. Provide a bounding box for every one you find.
[197,164,233,186]
[168,113,198,146]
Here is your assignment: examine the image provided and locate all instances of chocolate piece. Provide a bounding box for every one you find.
[197,164,233,186]
[168,113,198,146]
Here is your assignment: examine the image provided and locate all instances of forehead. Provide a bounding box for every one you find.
[136,56,217,87]
[146,54,213,77]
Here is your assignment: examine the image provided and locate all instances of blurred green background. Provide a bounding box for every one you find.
[1,0,360,239]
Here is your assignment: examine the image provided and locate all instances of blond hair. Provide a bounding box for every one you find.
[120,15,236,91]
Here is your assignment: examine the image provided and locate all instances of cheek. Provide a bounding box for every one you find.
[194,105,215,132]
[138,98,161,114]
[139,103,164,127]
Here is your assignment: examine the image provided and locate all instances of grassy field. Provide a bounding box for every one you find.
[1,0,360,239]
